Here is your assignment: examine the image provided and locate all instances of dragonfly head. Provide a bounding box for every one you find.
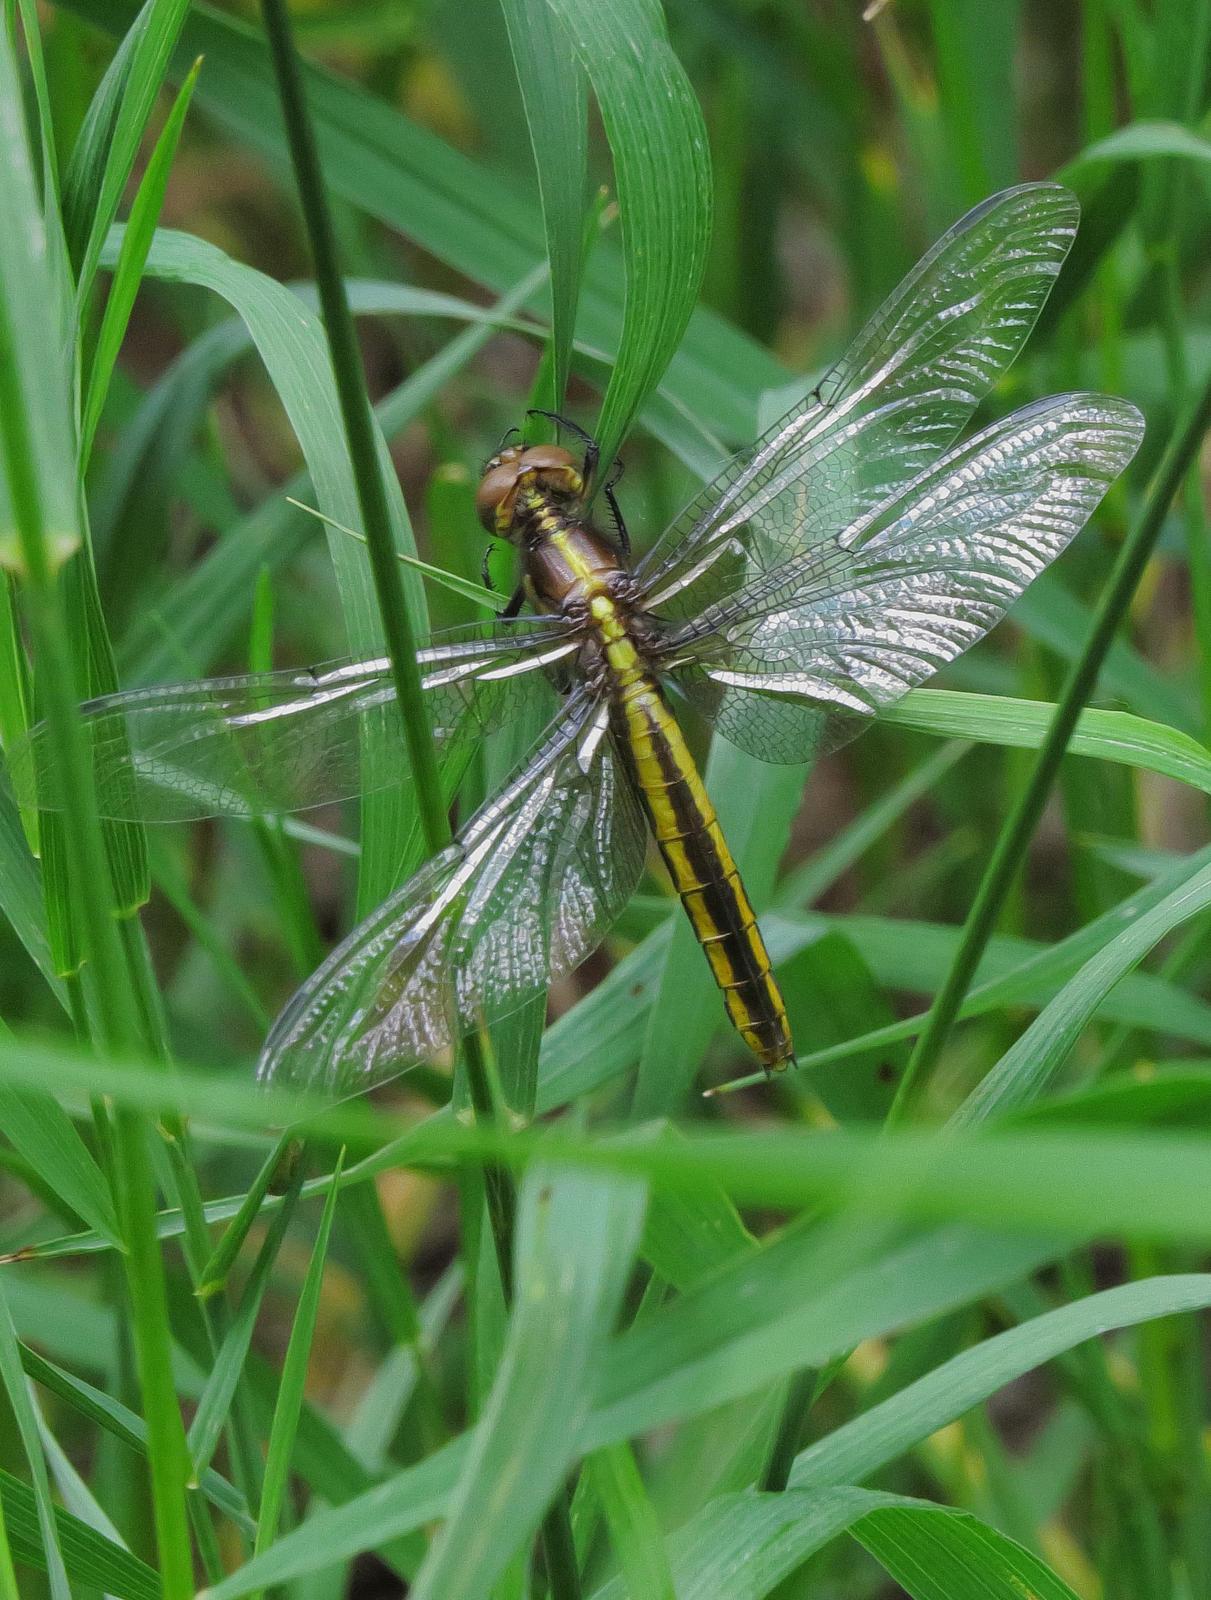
[476,443,584,537]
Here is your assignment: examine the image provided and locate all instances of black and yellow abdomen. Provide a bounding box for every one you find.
[587,593,794,1072]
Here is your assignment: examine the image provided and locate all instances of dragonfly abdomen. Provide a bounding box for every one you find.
[611,669,794,1073]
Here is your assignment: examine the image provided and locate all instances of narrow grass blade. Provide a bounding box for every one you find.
[252,1149,344,1581]
[582,1224,1059,1449]
[79,57,201,469]
[0,1282,69,1598]
[287,498,505,612]
[954,856,1211,1126]
[69,0,192,305]
[196,1132,300,1298]
[883,689,1211,796]
[0,1083,122,1246]
[186,1162,303,1480]
[585,1443,674,1600]
[500,0,586,408]
[21,1342,253,1533]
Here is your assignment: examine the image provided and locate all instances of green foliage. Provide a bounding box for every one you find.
[2,0,1211,1597]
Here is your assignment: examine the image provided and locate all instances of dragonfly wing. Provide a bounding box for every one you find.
[257,689,648,1098]
[637,184,1080,620]
[8,621,575,821]
[663,394,1144,763]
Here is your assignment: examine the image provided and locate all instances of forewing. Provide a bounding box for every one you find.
[665,394,1144,763]
[7,622,575,820]
[637,184,1080,619]
[257,691,649,1098]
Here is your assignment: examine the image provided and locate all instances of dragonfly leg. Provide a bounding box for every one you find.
[526,407,602,485]
[501,582,526,621]
[603,460,630,556]
[480,541,497,591]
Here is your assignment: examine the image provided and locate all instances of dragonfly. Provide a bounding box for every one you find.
[12,183,1143,1098]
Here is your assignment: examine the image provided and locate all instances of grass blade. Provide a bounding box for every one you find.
[500,0,586,409]
[0,1282,69,1599]
[79,56,201,469]
[543,0,712,471]
[252,1147,344,1581]
[853,1505,1079,1599]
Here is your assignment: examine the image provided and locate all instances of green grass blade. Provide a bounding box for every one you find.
[69,0,192,306]
[543,0,711,470]
[115,221,429,899]
[589,1486,916,1600]
[955,856,1211,1126]
[21,1342,254,1532]
[409,1166,646,1600]
[186,1162,303,1480]
[584,1443,674,1600]
[0,1083,122,1246]
[793,1271,1211,1490]
[79,56,201,469]
[0,1465,160,1600]
[583,1222,1058,1449]
[853,1505,1079,1599]
[252,1148,344,1581]
[0,1280,70,1598]
[500,0,586,409]
[883,689,1211,796]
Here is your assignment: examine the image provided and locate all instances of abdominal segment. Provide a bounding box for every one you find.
[612,674,794,1072]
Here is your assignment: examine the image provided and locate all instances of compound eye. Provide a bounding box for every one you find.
[475,459,519,531]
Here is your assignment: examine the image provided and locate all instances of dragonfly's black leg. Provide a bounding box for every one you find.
[602,459,630,556]
[501,583,526,621]
[480,542,497,591]
[492,424,521,458]
[526,407,601,488]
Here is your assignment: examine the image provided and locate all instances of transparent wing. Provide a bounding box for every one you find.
[8,621,577,821]
[637,183,1080,620]
[257,690,649,1098]
[663,394,1144,763]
